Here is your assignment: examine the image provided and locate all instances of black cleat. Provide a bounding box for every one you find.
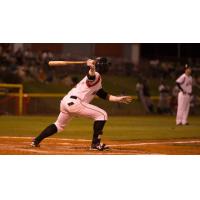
[90,143,110,151]
[183,122,189,126]
[31,140,40,147]
[176,123,182,126]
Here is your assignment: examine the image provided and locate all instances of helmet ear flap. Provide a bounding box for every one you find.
[95,57,110,74]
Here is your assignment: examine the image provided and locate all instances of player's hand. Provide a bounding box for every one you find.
[87,59,96,70]
[118,96,134,104]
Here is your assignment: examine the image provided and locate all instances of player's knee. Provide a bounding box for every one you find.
[54,122,65,132]
[95,110,108,121]
[103,111,108,120]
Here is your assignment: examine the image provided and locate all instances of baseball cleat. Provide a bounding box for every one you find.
[176,123,182,126]
[183,123,189,126]
[31,140,40,147]
[90,143,110,151]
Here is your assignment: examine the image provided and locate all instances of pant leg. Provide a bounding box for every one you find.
[54,101,72,132]
[74,101,108,121]
[182,95,191,124]
[140,95,150,113]
[60,99,108,146]
[76,102,108,146]
[176,92,185,124]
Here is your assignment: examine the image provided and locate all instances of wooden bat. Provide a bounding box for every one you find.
[48,61,86,67]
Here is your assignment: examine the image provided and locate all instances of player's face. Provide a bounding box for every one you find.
[185,68,192,75]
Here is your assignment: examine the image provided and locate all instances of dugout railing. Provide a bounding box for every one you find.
[0,83,23,115]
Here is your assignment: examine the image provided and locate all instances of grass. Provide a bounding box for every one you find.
[0,115,200,141]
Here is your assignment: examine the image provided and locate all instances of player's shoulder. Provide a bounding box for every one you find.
[181,73,186,78]
[95,71,101,77]
[85,71,102,88]
[95,72,102,82]
[177,73,185,79]
[159,84,164,90]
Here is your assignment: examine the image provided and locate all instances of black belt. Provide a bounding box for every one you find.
[70,96,77,99]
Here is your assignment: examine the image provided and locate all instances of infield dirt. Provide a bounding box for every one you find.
[1,136,200,155]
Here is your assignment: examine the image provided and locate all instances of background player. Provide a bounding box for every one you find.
[176,64,193,125]
[31,58,133,150]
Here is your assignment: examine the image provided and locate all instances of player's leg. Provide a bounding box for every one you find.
[31,103,71,147]
[182,95,191,125]
[140,95,150,113]
[75,102,109,150]
[146,97,154,113]
[176,92,185,125]
[31,124,58,147]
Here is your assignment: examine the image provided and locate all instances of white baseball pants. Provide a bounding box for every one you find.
[54,97,108,132]
[176,92,191,125]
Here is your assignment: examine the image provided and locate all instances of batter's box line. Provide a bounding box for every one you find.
[108,140,200,147]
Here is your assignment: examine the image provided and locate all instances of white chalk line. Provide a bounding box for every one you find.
[109,140,200,147]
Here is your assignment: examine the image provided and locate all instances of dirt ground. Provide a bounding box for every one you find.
[1,136,200,155]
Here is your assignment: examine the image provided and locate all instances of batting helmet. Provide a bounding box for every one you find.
[95,57,111,74]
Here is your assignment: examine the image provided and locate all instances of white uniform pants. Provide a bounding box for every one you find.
[176,92,191,125]
[54,97,108,132]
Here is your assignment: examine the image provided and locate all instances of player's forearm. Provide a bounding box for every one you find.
[108,95,122,102]
[96,89,133,104]
[88,68,96,77]
[87,59,96,77]
[176,82,184,92]
[108,95,133,104]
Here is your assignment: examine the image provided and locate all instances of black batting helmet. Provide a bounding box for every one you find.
[95,57,111,74]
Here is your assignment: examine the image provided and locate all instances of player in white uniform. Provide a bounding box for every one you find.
[31,58,133,150]
[176,65,192,125]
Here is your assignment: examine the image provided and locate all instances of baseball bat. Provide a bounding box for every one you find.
[48,61,87,67]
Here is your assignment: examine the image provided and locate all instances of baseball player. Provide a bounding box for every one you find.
[31,58,133,151]
[157,80,171,114]
[176,64,193,125]
[136,77,154,114]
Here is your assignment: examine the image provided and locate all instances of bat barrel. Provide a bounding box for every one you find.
[48,61,86,66]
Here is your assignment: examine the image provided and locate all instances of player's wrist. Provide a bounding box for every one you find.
[88,69,96,76]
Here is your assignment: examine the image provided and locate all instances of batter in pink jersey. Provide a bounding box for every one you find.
[31,58,133,151]
[176,65,193,125]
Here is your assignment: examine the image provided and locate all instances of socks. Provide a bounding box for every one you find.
[91,120,106,146]
[34,124,57,144]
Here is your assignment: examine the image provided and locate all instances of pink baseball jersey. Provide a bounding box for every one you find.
[176,73,192,94]
[63,72,102,103]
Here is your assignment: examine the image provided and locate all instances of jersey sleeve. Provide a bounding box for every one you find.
[96,88,108,100]
[176,74,185,84]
